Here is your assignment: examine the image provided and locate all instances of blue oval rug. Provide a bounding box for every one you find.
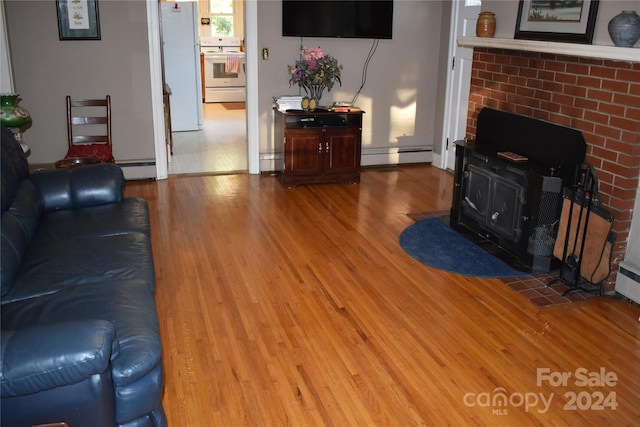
[399,218,525,278]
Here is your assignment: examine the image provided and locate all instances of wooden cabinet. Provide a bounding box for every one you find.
[274,109,363,187]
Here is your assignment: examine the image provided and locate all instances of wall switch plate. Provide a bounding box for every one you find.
[262,48,269,60]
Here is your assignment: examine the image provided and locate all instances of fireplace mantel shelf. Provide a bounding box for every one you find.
[458,37,640,63]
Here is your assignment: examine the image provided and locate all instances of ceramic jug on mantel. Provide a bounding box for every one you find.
[476,12,496,38]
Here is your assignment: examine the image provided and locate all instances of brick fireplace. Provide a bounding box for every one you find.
[466,48,640,292]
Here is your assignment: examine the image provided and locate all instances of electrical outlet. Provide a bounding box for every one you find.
[262,48,269,60]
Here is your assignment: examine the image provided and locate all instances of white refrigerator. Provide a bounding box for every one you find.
[161,1,203,132]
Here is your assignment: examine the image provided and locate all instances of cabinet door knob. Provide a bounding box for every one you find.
[318,142,322,153]
[325,142,329,153]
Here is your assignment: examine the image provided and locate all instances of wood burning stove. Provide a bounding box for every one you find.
[450,108,587,272]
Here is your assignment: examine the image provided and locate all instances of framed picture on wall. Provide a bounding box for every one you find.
[56,0,101,40]
[514,0,599,44]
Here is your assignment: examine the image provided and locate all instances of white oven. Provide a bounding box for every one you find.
[201,37,246,103]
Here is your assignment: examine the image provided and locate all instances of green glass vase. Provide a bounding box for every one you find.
[0,94,32,129]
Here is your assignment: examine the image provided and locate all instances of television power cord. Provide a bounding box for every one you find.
[350,38,379,107]
[295,37,380,108]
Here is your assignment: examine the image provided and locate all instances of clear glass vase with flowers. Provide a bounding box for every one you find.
[288,46,342,110]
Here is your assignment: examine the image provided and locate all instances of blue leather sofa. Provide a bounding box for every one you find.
[1,126,166,426]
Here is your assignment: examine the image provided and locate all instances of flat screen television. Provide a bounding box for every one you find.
[282,1,393,39]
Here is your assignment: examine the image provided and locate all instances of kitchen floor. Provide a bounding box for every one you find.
[168,102,247,175]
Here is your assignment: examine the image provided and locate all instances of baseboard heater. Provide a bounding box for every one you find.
[360,146,432,167]
[116,160,157,180]
[259,147,432,172]
[616,261,640,304]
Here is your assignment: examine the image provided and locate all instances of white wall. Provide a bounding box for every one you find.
[6,0,450,173]
[626,183,640,264]
[0,0,13,93]
[616,181,640,302]
[4,0,156,175]
[256,1,449,170]
[9,1,635,173]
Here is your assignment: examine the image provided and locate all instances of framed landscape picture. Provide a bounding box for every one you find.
[514,0,599,44]
[57,0,101,40]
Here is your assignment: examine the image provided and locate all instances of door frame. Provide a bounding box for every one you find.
[440,0,478,171]
[147,0,259,179]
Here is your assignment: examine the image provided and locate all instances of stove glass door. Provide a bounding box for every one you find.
[489,176,524,242]
[462,164,525,243]
[462,164,491,225]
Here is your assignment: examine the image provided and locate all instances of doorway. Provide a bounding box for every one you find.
[164,0,248,175]
[168,102,247,174]
[149,1,258,178]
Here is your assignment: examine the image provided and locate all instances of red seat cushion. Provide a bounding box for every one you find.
[65,145,114,163]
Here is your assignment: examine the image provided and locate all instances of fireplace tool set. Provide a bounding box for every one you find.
[551,162,616,295]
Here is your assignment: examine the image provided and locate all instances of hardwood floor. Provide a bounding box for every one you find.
[124,165,640,426]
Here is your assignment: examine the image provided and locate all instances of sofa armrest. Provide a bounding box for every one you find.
[1,320,117,397]
[30,163,124,212]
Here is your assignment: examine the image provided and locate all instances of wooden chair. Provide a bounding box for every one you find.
[64,95,114,163]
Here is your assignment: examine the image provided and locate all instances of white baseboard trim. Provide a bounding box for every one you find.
[432,153,443,169]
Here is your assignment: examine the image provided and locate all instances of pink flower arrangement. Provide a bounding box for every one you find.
[288,46,342,95]
[301,47,324,69]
